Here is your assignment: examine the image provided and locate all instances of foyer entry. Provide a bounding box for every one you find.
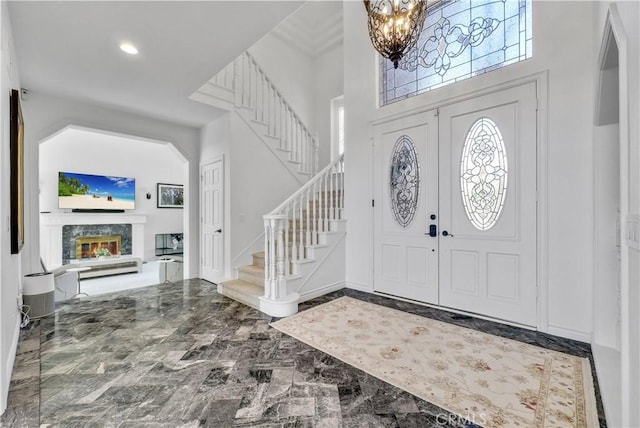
[373,83,538,326]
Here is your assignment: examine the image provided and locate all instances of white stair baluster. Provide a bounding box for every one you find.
[330,166,334,223]
[297,123,302,164]
[279,99,285,149]
[284,211,290,275]
[312,181,317,245]
[256,70,262,121]
[268,218,277,298]
[233,57,241,108]
[275,218,285,299]
[338,157,344,218]
[254,66,260,121]
[305,188,312,247]
[299,195,304,259]
[324,173,329,231]
[300,130,305,172]
[263,219,270,297]
[291,199,297,263]
[262,75,268,124]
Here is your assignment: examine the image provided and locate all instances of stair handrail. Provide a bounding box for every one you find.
[205,51,319,177]
[263,154,344,303]
[267,154,344,216]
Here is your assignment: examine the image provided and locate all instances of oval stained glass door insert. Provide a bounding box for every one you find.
[389,135,420,228]
[460,117,508,231]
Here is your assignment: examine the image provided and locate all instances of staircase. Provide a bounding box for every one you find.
[219,252,265,310]
[219,156,345,317]
[193,51,319,182]
[193,51,345,317]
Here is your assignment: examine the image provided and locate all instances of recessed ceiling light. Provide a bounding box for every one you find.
[119,42,138,55]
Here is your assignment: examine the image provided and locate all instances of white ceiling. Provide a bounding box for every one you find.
[8,1,304,128]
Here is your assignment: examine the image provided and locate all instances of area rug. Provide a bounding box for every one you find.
[271,297,599,428]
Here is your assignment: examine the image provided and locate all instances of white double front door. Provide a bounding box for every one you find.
[373,83,537,326]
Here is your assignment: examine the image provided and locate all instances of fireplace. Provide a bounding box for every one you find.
[76,235,121,259]
[40,213,146,268]
[62,224,132,264]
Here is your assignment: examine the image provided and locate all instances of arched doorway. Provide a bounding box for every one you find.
[38,125,189,292]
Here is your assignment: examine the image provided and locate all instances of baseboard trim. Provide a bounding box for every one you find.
[1,316,20,414]
[592,344,621,428]
[298,281,345,303]
[345,281,373,292]
[546,325,592,343]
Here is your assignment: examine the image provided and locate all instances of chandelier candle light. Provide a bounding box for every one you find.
[364,0,428,68]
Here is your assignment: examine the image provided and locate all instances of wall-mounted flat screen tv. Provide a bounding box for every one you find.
[58,172,136,210]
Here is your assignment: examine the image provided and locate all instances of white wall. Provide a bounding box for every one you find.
[593,1,640,425]
[200,114,231,278]
[39,127,185,261]
[344,1,598,340]
[0,0,22,414]
[229,113,302,260]
[22,91,201,279]
[313,44,344,166]
[593,124,620,350]
[200,110,304,276]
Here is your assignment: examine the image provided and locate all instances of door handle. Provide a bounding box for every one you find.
[426,224,437,237]
[442,230,454,237]
[214,229,222,234]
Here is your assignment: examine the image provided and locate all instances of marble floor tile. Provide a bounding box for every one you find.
[1,279,606,427]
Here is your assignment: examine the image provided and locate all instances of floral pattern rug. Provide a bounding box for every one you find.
[271,297,599,428]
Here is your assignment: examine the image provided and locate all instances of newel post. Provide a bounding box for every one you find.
[261,215,299,317]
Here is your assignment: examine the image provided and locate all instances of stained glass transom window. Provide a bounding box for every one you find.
[389,135,421,228]
[460,117,507,231]
[381,0,533,105]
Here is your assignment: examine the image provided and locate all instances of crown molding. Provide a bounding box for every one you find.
[273,8,343,57]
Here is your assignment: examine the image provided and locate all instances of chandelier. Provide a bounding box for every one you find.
[363,0,427,69]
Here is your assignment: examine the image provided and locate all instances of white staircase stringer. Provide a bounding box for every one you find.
[288,227,346,303]
[189,82,235,111]
[231,232,265,275]
[234,108,307,186]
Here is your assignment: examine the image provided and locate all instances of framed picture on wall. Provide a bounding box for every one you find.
[157,183,183,208]
[10,89,24,254]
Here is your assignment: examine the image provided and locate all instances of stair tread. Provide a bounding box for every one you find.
[253,252,265,258]
[222,279,264,296]
[238,265,265,275]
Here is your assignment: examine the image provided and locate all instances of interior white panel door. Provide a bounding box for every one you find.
[438,83,537,326]
[373,111,439,304]
[200,158,224,283]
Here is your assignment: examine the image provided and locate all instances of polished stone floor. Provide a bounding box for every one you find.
[1,279,605,427]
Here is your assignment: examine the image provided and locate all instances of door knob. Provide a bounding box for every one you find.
[214,229,222,234]
[442,230,453,237]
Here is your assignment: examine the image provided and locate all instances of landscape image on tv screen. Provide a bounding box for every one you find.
[58,172,135,210]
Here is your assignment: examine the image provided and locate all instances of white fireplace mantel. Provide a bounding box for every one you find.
[40,213,146,269]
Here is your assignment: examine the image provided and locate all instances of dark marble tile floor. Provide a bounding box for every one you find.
[1,280,605,427]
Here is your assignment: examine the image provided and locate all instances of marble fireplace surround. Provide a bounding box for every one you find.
[40,213,146,269]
